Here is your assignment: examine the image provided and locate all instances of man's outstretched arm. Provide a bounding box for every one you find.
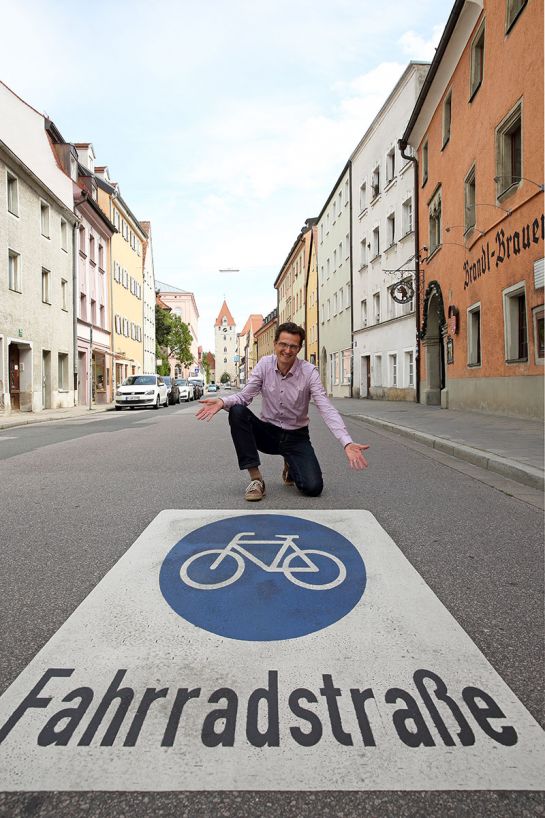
[309,369,370,470]
[196,361,265,422]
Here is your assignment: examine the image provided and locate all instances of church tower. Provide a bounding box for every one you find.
[214,300,237,382]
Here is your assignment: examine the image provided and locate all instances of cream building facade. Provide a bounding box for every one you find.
[140,221,156,375]
[274,219,317,360]
[317,164,353,396]
[95,168,146,388]
[305,225,319,366]
[156,282,199,377]
[0,82,77,414]
[352,63,429,400]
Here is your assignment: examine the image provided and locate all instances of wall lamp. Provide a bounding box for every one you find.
[473,202,511,215]
[493,175,544,192]
[445,225,485,236]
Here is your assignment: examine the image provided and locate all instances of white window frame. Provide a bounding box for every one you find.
[373,354,382,387]
[7,170,19,216]
[470,20,485,99]
[359,181,367,212]
[40,201,50,238]
[422,141,429,186]
[42,268,51,305]
[404,349,415,387]
[533,305,544,364]
[58,353,69,391]
[467,302,482,366]
[386,148,396,185]
[386,212,396,248]
[442,90,452,148]
[8,249,21,292]
[388,352,398,387]
[429,186,442,254]
[361,299,367,327]
[402,197,413,236]
[61,278,68,311]
[464,165,476,232]
[503,281,528,362]
[506,0,527,32]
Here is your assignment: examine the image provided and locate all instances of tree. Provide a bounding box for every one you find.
[220,371,231,383]
[169,315,194,368]
[201,353,211,383]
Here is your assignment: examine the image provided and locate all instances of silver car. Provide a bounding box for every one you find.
[115,374,168,410]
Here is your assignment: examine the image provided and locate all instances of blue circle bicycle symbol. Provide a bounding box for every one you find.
[159,514,366,641]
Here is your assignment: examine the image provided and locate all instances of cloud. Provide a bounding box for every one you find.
[398,24,444,61]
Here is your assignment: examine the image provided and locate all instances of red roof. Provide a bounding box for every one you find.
[240,314,264,336]
[215,300,236,327]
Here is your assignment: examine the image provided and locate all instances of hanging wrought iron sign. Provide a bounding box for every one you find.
[390,278,415,304]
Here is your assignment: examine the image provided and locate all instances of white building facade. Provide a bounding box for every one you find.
[214,300,237,383]
[317,164,353,396]
[351,63,429,400]
[140,221,156,375]
[0,82,77,414]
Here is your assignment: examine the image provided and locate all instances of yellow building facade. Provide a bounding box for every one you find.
[96,168,147,387]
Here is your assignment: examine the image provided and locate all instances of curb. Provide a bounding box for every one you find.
[341,412,544,491]
[0,406,113,431]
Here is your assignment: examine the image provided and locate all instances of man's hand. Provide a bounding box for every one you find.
[344,442,369,470]
[196,397,224,422]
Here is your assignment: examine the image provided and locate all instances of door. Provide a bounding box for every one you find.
[361,355,371,398]
[42,350,52,409]
[9,345,20,410]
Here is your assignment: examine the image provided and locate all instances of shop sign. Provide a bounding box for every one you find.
[464,213,544,290]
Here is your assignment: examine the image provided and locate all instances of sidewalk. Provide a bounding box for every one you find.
[333,398,544,491]
[0,402,114,430]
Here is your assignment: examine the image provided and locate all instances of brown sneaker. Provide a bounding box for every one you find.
[282,461,295,486]
[245,479,266,501]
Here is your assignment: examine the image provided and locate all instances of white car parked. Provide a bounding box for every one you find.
[175,378,195,402]
[115,374,168,410]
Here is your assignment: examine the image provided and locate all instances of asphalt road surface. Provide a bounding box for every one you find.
[0,400,543,818]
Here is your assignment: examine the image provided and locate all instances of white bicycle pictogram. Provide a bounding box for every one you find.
[179,532,347,591]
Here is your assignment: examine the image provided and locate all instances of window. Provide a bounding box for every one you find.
[361,299,368,327]
[61,278,68,310]
[91,299,96,324]
[503,284,528,361]
[326,299,331,320]
[320,265,324,285]
[332,201,336,223]
[320,223,324,243]
[41,268,51,304]
[465,166,476,232]
[468,303,481,365]
[98,244,104,269]
[342,349,351,385]
[402,197,413,235]
[333,249,337,271]
[89,235,95,264]
[339,287,344,311]
[371,166,380,200]
[40,202,50,238]
[333,292,338,315]
[470,21,485,98]
[346,282,351,307]
[422,141,429,185]
[506,0,527,31]
[387,213,396,247]
[326,258,330,279]
[386,148,395,184]
[372,227,380,258]
[79,225,86,255]
[359,239,367,269]
[405,350,414,387]
[115,314,121,334]
[338,190,343,211]
[345,233,350,259]
[429,186,442,254]
[373,292,381,323]
[80,293,87,321]
[338,242,343,266]
[389,353,398,386]
[496,102,522,196]
[7,171,18,215]
[58,353,69,390]
[99,304,105,327]
[359,182,367,212]
[533,306,544,363]
[9,249,21,292]
[60,219,67,251]
[442,91,452,147]
[224,357,227,363]
[344,178,349,204]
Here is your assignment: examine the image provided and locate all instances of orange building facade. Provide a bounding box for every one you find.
[401,0,544,418]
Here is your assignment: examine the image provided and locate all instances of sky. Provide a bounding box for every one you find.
[0,0,453,351]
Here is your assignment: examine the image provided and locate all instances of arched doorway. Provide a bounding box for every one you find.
[420,281,446,406]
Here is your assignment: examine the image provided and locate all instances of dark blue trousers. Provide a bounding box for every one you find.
[228,405,323,497]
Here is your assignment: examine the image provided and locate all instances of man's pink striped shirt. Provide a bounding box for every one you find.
[221,355,353,448]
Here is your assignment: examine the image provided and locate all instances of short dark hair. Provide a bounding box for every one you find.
[274,322,305,346]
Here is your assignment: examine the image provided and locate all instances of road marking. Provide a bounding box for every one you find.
[0,436,18,441]
[0,509,542,792]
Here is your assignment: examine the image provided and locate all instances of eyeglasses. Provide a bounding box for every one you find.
[276,341,300,352]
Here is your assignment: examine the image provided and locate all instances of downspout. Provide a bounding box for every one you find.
[398,139,420,404]
[348,161,354,398]
[72,217,80,406]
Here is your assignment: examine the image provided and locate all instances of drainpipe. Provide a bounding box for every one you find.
[72,217,80,406]
[398,139,420,404]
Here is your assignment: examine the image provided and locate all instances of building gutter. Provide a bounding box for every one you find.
[72,218,80,405]
[349,161,354,398]
[397,142,421,404]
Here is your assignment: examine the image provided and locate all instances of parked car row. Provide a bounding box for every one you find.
[114,375,233,411]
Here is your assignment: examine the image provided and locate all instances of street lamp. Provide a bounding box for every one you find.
[493,175,544,192]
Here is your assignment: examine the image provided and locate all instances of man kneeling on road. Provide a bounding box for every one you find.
[196,322,369,501]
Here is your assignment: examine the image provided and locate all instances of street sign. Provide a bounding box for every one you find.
[0,510,543,791]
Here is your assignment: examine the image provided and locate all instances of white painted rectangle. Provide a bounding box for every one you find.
[0,510,543,791]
